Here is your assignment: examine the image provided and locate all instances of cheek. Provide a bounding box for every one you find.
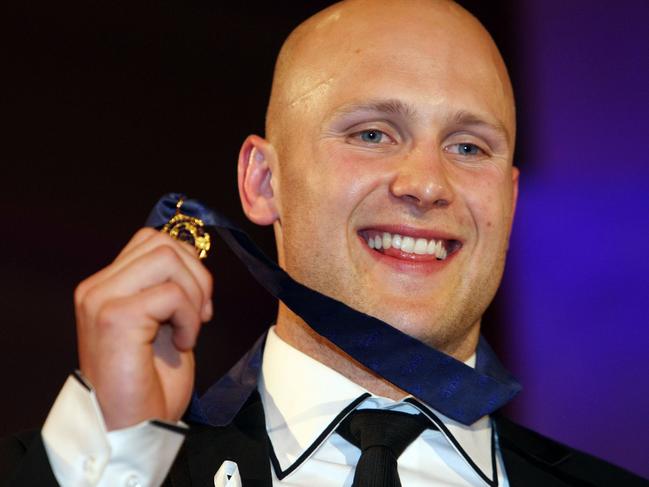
[277,150,368,243]
[290,144,385,213]
[323,142,400,199]
[457,171,514,239]
[278,149,382,282]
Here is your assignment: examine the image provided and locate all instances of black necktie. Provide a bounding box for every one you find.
[337,410,433,487]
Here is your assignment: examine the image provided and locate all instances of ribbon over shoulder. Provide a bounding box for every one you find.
[146,193,521,425]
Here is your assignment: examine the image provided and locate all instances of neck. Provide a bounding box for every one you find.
[274,303,480,401]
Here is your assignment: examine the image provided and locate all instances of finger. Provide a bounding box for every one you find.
[82,245,207,324]
[134,281,202,351]
[76,228,175,303]
[119,234,212,320]
[115,228,197,263]
[94,281,201,351]
[116,227,161,260]
[81,233,213,320]
[113,233,211,311]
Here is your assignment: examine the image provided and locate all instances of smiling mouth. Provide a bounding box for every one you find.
[358,229,462,262]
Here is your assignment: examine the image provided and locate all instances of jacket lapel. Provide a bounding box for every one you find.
[166,391,272,487]
[495,415,648,487]
[495,414,581,487]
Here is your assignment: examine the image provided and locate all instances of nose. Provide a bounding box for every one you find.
[389,150,454,210]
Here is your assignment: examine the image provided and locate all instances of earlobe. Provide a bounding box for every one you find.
[237,135,279,226]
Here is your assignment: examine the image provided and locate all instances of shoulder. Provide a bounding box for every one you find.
[495,415,649,486]
[0,431,38,476]
[0,430,59,486]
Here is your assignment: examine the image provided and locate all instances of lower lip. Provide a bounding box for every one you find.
[358,235,456,274]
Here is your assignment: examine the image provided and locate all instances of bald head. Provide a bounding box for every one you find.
[239,0,520,358]
[266,0,515,154]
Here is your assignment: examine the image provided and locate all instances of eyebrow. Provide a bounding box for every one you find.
[448,110,511,143]
[330,99,418,120]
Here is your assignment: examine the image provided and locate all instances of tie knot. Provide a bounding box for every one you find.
[338,409,432,458]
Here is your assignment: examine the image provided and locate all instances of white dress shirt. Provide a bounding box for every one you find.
[260,327,508,487]
[41,327,509,486]
[41,373,186,487]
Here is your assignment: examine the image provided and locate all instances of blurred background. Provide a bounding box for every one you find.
[2,0,648,478]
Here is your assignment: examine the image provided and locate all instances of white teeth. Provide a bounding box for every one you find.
[382,232,392,249]
[440,246,448,260]
[414,238,427,255]
[374,235,383,249]
[365,231,451,260]
[434,240,446,260]
[400,236,415,253]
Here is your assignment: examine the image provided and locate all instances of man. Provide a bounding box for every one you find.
[1,0,646,486]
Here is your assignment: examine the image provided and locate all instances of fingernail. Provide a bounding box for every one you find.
[203,300,213,321]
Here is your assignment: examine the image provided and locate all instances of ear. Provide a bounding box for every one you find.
[511,165,520,219]
[237,134,279,225]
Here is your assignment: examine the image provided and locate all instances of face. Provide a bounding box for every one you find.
[266,1,518,355]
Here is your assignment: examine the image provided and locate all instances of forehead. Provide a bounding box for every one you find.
[280,3,514,136]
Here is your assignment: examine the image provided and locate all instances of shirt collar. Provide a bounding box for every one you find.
[259,326,494,479]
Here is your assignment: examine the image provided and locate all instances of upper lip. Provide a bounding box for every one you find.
[357,224,463,243]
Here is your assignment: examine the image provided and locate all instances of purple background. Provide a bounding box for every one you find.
[503,0,649,477]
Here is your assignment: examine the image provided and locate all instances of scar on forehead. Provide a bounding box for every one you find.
[288,78,335,108]
[314,10,342,30]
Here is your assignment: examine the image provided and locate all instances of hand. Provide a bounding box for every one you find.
[74,228,213,430]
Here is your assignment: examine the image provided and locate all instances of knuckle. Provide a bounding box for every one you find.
[74,281,88,306]
[78,285,101,315]
[154,230,176,246]
[95,301,126,329]
[134,227,157,241]
[161,281,185,305]
[155,230,194,254]
[152,243,181,265]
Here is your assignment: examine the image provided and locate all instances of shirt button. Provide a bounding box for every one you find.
[82,456,96,474]
[125,474,142,487]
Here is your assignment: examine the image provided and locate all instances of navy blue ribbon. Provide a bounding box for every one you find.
[146,193,521,425]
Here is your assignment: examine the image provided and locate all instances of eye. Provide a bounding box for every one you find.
[359,129,384,143]
[445,143,484,157]
[348,129,394,145]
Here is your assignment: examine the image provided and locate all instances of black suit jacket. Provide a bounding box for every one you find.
[2,334,648,486]
[2,391,648,487]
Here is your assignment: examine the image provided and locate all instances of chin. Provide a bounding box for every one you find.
[362,301,446,343]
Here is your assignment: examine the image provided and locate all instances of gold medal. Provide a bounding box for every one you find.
[161,198,211,259]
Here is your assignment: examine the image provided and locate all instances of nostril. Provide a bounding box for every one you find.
[395,194,451,210]
[399,194,421,205]
[433,198,450,208]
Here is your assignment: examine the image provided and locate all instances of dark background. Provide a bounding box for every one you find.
[3,0,648,478]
